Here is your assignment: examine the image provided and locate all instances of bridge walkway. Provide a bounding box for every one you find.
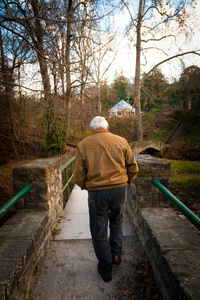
[31,185,160,299]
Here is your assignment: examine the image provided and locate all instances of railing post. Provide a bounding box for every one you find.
[65,166,69,199]
[71,161,74,184]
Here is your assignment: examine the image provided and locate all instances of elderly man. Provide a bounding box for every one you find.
[74,116,138,282]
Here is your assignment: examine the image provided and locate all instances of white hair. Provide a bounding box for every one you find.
[90,116,109,130]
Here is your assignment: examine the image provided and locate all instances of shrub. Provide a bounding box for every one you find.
[41,106,66,152]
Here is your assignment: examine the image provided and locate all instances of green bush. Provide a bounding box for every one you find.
[41,106,66,152]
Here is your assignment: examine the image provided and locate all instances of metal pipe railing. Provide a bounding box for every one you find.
[61,156,75,171]
[61,156,75,198]
[151,178,200,230]
[0,183,33,219]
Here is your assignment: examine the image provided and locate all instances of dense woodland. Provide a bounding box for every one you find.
[0,0,200,164]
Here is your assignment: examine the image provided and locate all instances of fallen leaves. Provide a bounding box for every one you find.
[116,259,163,299]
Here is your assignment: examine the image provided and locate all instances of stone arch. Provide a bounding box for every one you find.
[131,140,169,157]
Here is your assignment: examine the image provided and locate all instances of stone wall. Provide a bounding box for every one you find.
[0,158,64,300]
[13,158,64,217]
[127,155,200,300]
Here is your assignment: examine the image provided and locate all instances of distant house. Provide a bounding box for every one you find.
[108,99,135,118]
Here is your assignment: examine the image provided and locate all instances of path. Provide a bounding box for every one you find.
[31,185,161,299]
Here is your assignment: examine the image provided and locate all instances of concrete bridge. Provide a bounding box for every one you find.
[0,155,200,299]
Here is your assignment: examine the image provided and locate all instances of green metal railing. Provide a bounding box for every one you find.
[61,156,75,199]
[151,178,200,230]
[0,183,33,219]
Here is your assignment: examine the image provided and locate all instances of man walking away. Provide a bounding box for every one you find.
[74,116,139,282]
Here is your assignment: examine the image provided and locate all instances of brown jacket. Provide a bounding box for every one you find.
[74,128,139,190]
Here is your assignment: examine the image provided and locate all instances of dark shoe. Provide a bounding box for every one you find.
[112,256,122,265]
[98,264,112,282]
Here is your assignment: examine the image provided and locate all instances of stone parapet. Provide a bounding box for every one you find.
[127,155,200,299]
[0,158,64,299]
[0,210,49,300]
[13,158,64,223]
[128,155,170,210]
[126,206,200,300]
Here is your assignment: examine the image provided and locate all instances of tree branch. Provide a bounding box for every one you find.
[142,34,176,43]
[141,50,200,82]
[142,46,168,56]
[121,0,137,28]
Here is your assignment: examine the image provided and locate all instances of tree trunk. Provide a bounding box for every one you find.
[96,60,101,114]
[0,28,16,137]
[60,38,66,101]
[188,97,191,110]
[31,0,52,106]
[66,0,73,136]
[37,54,52,105]
[134,0,144,141]
[52,62,57,95]
[80,77,86,131]
[97,80,101,114]
[0,28,20,157]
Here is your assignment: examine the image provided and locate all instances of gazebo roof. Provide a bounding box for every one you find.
[109,99,134,111]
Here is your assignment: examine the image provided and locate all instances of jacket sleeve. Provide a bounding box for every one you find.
[125,142,139,183]
[74,146,87,190]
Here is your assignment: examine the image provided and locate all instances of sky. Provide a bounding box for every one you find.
[102,0,200,83]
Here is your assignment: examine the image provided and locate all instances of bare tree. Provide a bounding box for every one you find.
[122,0,199,141]
[0,28,15,135]
[134,0,144,141]
[1,0,52,106]
[73,11,93,130]
[88,33,118,114]
[61,0,99,134]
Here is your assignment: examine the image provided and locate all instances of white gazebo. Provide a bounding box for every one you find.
[108,99,135,118]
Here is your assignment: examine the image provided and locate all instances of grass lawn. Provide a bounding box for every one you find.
[163,159,200,218]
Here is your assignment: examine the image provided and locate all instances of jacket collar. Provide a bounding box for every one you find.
[92,128,108,134]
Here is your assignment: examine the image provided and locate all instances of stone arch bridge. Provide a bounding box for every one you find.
[131,140,169,156]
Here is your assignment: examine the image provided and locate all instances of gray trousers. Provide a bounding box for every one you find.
[88,186,127,275]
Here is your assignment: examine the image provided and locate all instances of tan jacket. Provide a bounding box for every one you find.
[74,128,139,190]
